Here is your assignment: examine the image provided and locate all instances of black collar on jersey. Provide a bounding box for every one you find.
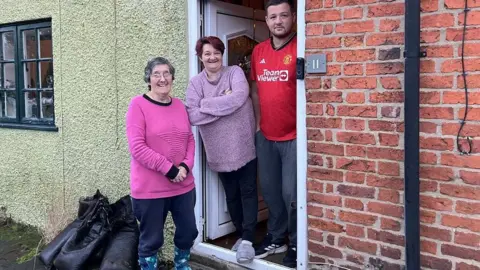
[270,32,297,51]
[143,94,172,106]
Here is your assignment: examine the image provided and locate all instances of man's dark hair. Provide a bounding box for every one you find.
[265,0,295,12]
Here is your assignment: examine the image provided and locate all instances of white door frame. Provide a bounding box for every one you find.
[295,0,308,268]
[188,0,308,269]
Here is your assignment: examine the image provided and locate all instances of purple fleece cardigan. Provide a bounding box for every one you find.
[186,65,256,172]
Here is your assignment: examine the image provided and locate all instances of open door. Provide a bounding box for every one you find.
[203,0,270,240]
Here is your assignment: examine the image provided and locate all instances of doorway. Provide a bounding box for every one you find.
[202,0,270,242]
[202,0,283,266]
[188,0,307,269]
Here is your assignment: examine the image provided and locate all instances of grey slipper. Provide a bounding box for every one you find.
[231,238,242,251]
[236,240,255,264]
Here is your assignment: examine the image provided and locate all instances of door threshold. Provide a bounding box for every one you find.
[192,242,292,270]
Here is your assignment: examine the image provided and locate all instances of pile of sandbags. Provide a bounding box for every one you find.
[38,190,139,270]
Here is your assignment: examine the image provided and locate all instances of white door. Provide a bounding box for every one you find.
[204,0,270,240]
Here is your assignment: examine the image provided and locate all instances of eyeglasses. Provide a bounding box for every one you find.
[151,72,172,79]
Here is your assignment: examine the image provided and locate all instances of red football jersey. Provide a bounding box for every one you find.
[250,35,297,141]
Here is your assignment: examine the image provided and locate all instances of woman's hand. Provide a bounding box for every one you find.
[172,166,188,182]
[222,88,232,95]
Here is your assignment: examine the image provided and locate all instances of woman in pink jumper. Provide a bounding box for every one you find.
[126,57,197,270]
[186,37,258,264]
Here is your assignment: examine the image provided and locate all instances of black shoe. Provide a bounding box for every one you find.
[282,245,297,268]
[254,234,288,259]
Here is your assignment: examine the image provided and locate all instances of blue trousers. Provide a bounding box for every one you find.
[132,188,198,257]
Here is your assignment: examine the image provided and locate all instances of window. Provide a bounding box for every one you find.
[0,20,56,131]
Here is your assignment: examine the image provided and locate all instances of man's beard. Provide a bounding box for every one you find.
[271,27,292,39]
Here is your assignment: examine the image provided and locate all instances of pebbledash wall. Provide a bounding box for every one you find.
[305,0,480,269]
[0,0,189,257]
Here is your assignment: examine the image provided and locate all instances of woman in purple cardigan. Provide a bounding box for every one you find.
[185,36,258,264]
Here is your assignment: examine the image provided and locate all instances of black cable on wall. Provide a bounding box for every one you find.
[457,0,472,155]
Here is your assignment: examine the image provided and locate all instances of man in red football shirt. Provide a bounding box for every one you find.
[250,0,297,267]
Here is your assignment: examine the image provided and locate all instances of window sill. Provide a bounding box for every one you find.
[0,122,58,132]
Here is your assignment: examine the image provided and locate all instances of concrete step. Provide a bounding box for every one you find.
[190,252,248,270]
[190,261,218,270]
[163,261,225,270]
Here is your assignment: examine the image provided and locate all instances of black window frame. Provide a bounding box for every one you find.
[0,19,57,131]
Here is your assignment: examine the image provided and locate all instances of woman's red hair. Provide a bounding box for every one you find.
[195,36,225,56]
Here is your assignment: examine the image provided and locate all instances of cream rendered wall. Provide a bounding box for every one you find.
[0,0,189,256]
[0,0,64,229]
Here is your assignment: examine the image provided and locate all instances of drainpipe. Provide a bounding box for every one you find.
[404,0,422,269]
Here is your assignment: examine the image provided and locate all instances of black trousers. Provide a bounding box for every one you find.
[131,188,198,257]
[218,159,258,242]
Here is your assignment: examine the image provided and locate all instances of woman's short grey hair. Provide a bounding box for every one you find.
[144,57,176,84]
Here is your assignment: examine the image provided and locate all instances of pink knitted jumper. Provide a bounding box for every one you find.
[126,95,195,199]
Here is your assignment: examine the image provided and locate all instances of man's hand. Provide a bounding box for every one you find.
[172,167,187,182]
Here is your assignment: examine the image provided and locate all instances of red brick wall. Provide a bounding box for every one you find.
[305,0,480,269]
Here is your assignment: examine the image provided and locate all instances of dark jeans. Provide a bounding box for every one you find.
[218,158,258,242]
[131,188,198,257]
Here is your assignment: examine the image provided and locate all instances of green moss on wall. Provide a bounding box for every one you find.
[0,0,189,259]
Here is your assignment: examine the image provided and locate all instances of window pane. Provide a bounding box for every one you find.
[5,91,16,118]
[22,29,36,60]
[24,62,37,89]
[4,63,15,89]
[39,61,53,89]
[40,91,54,119]
[24,91,38,118]
[0,92,4,117]
[39,28,52,58]
[2,32,15,60]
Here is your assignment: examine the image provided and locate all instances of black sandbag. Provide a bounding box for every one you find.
[99,195,139,270]
[107,195,137,232]
[53,195,111,270]
[38,190,107,269]
[38,219,82,269]
[85,241,109,267]
[77,190,106,219]
[99,229,139,270]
